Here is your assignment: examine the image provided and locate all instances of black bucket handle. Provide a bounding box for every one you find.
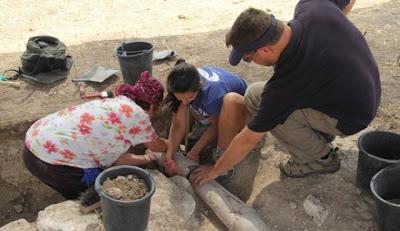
[120,42,152,55]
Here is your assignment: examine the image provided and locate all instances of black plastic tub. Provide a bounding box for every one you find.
[356,131,400,192]
[95,165,155,231]
[370,166,400,231]
[114,41,154,85]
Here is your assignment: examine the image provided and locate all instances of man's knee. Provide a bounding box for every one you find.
[220,92,247,120]
[223,92,244,105]
[244,81,266,115]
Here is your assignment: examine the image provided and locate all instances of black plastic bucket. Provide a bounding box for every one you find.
[94,166,155,231]
[370,166,400,231]
[356,131,400,192]
[114,41,154,85]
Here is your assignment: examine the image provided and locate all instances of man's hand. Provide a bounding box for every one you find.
[191,165,220,186]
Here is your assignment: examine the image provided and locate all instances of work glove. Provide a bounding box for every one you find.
[81,168,102,187]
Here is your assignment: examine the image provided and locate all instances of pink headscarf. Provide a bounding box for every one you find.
[114,71,164,105]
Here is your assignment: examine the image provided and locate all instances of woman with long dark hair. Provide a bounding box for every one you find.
[164,59,249,180]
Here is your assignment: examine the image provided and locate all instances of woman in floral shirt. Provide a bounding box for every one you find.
[23,71,167,199]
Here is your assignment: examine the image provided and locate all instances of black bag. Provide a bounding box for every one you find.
[2,35,72,84]
[20,35,69,75]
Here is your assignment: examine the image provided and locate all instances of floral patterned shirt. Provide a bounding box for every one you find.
[25,96,157,168]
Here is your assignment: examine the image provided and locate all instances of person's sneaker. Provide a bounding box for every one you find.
[188,121,209,142]
[279,149,340,178]
[186,121,210,151]
[211,146,223,163]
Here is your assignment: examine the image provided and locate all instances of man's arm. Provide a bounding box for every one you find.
[192,126,266,185]
[214,126,265,174]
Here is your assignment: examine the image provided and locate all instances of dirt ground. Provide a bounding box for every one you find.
[0,0,399,230]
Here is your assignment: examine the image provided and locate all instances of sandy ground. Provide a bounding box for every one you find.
[0,0,390,54]
[0,0,400,230]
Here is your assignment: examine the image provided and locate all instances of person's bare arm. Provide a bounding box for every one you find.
[113,153,153,166]
[144,137,168,152]
[165,103,188,160]
[214,126,265,174]
[192,126,266,185]
[187,116,218,160]
[342,0,356,15]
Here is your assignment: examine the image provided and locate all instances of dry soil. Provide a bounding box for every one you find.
[0,1,399,230]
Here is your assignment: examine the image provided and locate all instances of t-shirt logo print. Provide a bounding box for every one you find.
[197,68,220,82]
[192,106,208,117]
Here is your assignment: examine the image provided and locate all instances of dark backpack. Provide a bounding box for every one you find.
[20,36,69,76]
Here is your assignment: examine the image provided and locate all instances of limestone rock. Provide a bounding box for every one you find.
[13,204,24,213]
[170,175,194,195]
[148,170,200,230]
[2,170,203,231]
[36,200,101,231]
[289,201,297,210]
[303,195,328,226]
[0,219,36,231]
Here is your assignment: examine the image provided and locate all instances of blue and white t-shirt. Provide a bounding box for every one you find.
[190,67,247,117]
